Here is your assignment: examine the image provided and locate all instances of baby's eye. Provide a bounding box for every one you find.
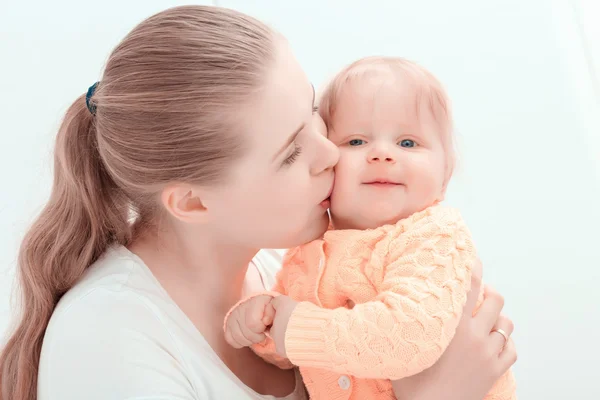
[399,139,417,148]
[349,139,365,146]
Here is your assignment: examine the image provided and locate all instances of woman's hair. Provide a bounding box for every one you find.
[0,6,275,400]
[318,56,456,183]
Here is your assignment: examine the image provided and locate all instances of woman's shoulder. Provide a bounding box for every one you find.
[38,246,199,399]
[46,245,167,330]
[39,246,292,400]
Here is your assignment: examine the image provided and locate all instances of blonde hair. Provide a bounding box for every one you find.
[318,56,456,183]
[0,6,275,400]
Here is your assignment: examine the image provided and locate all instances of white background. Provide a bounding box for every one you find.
[1,0,599,398]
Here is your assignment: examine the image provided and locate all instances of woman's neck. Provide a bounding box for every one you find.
[129,222,258,319]
[128,222,298,397]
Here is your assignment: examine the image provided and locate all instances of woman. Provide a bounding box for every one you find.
[0,5,516,400]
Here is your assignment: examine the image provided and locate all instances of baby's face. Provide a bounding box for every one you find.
[327,79,447,230]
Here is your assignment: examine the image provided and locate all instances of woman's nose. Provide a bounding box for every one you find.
[311,133,339,175]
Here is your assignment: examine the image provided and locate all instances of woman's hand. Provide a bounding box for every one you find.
[392,260,517,400]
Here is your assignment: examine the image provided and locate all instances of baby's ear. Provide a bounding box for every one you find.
[434,187,446,203]
[437,193,446,203]
[437,175,451,202]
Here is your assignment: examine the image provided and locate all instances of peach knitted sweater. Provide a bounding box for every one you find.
[245,205,516,400]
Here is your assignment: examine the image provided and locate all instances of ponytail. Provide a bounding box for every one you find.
[0,94,131,400]
[1,5,278,399]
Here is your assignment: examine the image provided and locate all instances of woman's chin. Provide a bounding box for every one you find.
[312,211,331,238]
[265,211,329,250]
[298,211,330,244]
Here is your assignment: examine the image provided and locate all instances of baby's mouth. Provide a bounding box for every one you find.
[363,179,403,186]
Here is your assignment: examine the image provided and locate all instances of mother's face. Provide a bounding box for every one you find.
[203,38,339,249]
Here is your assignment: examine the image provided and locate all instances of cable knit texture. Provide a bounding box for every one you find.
[232,205,517,399]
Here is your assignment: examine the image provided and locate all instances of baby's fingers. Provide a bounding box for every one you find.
[262,302,275,326]
[225,317,250,349]
[246,296,274,332]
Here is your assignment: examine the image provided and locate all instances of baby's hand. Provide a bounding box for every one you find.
[224,295,275,349]
[269,295,299,358]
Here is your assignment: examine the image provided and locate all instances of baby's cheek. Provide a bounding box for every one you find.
[331,154,356,192]
[329,175,348,210]
[329,157,357,213]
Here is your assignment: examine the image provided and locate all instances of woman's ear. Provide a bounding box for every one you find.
[161,184,209,224]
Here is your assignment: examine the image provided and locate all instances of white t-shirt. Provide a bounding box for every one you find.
[37,245,307,400]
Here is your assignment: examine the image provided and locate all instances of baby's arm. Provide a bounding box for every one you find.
[223,250,300,369]
[281,208,477,379]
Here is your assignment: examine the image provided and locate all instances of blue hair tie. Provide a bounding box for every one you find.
[86,82,99,115]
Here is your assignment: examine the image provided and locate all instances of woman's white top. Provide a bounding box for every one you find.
[37,245,306,400]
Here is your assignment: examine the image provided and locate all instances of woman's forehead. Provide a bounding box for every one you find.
[236,40,314,154]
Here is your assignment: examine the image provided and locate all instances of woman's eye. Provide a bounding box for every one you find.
[399,139,417,148]
[349,139,365,146]
[282,144,302,166]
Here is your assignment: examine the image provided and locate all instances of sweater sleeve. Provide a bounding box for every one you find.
[283,208,477,379]
[485,369,518,399]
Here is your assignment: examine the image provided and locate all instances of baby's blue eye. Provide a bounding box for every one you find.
[349,139,365,146]
[399,139,416,148]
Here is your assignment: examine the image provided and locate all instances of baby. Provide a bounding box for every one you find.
[224,56,516,400]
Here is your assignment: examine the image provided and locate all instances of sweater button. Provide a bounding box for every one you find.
[338,375,351,390]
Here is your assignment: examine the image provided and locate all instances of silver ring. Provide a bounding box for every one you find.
[491,328,509,349]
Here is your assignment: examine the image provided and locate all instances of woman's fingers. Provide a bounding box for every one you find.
[463,259,483,316]
[475,284,505,330]
[499,336,518,369]
[490,314,514,353]
[472,257,483,285]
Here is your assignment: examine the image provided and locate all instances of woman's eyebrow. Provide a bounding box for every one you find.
[272,84,316,161]
[273,123,304,161]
